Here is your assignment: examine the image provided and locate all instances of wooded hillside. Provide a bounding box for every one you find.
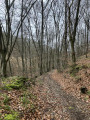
[0,0,90,120]
[0,0,90,77]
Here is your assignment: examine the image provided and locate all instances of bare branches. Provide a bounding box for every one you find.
[9,0,16,9]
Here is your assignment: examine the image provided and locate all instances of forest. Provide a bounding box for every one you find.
[0,0,90,120]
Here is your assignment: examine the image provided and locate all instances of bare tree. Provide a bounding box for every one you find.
[68,0,82,63]
[0,0,37,77]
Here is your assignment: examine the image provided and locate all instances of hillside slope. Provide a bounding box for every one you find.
[33,53,90,119]
[0,53,90,120]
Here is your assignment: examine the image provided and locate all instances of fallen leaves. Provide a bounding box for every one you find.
[0,54,90,120]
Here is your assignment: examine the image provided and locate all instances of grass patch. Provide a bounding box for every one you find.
[4,105,11,111]
[87,91,90,96]
[22,96,29,105]
[0,106,19,120]
[28,93,37,100]
[30,78,36,85]
[3,96,11,105]
[70,64,80,77]
[0,104,11,112]
[38,79,43,85]
[4,111,19,120]
[84,96,89,101]
[68,106,74,110]
[1,76,28,90]
[75,76,82,83]
[69,64,88,77]
[81,65,88,69]
[30,103,36,113]
[20,92,37,112]
[21,93,29,107]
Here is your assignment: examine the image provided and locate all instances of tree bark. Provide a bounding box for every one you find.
[68,0,81,63]
[40,0,44,75]
[71,40,76,63]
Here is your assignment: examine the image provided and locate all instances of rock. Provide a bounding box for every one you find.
[80,87,88,94]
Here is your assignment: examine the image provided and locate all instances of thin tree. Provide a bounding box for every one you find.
[68,0,82,63]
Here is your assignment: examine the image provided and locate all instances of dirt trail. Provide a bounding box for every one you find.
[36,73,90,120]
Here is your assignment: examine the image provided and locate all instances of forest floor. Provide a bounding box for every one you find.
[0,54,90,120]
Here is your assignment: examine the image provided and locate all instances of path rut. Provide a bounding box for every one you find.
[36,73,90,120]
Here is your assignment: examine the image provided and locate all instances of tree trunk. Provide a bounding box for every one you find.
[71,41,76,63]
[86,26,88,58]
[3,60,7,77]
[64,0,68,64]
[68,0,81,63]
[40,0,44,75]
[1,52,7,77]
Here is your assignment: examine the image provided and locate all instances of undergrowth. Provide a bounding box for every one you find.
[69,64,88,77]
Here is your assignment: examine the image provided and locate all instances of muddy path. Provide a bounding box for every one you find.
[36,73,90,120]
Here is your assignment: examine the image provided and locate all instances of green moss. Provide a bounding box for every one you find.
[7,82,23,90]
[1,86,12,90]
[1,76,28,90]
[8,77,28,89]
[4,114,14,120]
[4,112,19,120]
[68,106,74,109]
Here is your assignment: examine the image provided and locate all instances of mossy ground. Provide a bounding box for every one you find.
[0,76,38,120]
[69,64,89,77]
[4,112,19,120]
[0,76,29,90]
